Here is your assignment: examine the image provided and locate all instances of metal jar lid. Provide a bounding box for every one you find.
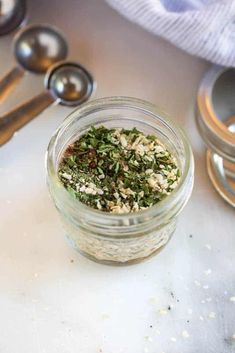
[196,65,235,207]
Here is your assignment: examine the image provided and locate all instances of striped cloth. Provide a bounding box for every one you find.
[106,0,235,67]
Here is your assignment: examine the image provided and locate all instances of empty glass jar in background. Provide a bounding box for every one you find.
[46,97,194,265]
[197,66,235,207]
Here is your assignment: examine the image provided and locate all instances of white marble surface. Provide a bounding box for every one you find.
[0,1,235,352]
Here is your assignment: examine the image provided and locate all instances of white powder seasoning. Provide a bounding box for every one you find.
[182,330,190,338]
[62,215,177,263]
[208,312,216,319]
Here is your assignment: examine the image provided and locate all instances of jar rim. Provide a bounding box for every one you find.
[46,96,194,223]
[197,65,235,162]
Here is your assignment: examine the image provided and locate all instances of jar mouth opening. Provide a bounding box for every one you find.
[197,66,235,159]
[46,96,193,221]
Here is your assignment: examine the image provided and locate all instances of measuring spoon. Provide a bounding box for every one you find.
[0,61,95,146]
[0,0,26,35]
[0,23,68,103]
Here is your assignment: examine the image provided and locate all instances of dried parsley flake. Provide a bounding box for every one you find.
[58,126,180,214]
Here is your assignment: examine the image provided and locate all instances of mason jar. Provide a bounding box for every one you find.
[197,65,235,207]
[46,97,194,265]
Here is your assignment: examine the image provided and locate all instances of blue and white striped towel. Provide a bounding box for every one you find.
[106,0,235,67]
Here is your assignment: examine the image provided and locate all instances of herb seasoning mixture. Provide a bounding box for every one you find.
[58,126,180,214]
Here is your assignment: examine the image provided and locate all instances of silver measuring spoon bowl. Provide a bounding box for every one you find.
[46,62,95,106]
[0,61,95,146]
[0,24,68,103]
[0,0,26,36]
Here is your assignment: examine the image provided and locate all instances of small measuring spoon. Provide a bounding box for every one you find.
[0,61,95,146]
[0,23,68,103]
[0,0,26,35]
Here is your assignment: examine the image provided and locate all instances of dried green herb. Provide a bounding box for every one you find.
[58,126,180,213]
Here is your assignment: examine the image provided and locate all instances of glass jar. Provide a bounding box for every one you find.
[197,66,235,207]
[46,97,194,265]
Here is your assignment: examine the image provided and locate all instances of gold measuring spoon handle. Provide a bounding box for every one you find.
[0,66,25,103]
[0,91,55,146]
